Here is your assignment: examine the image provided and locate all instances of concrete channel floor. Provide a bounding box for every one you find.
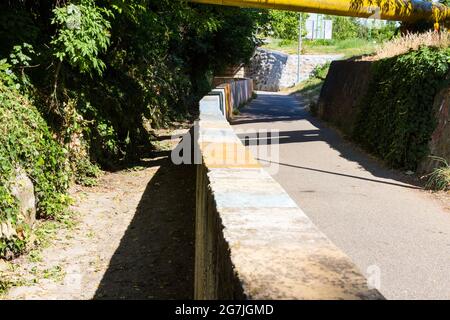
[232,91,450,300]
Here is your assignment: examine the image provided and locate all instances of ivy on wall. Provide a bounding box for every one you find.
[353,46,450,170]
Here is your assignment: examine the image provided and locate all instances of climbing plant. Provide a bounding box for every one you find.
[354,46,450,170]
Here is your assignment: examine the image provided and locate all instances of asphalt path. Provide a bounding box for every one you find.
[232,91,450,300]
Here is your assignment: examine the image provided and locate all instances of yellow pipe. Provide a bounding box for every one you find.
[187,0,450,23]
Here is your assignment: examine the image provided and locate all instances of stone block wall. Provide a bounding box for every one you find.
[244,49,288,91]
[244,48,342,91]
[279,54,343,89]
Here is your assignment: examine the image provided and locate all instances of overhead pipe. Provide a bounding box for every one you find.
[187,0,450,25]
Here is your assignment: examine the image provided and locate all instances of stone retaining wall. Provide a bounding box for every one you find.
[194,78,383,300]
[279,54,343,89]
[244,49,288,91]
[317,60,450,172]
[244,48,341,91]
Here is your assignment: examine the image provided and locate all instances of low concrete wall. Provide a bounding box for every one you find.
[211,78,254,119]
[195,78,383,300]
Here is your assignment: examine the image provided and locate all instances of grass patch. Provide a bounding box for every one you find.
[288,77,323,97]
[0,278,16,296]
[366,31,450,61]
[263,37,377,58]
[0,218,73,296]
[287,77,324,116]
[42,265,65,283]
[425,157,450,191]
[285,62,330,103]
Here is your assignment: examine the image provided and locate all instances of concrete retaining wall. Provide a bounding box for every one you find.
[195,78,383,300]
[317,60,373,136]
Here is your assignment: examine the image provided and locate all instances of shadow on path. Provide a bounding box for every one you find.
[94,159,196,300]
[257,158,420,189]
[233,93,422,188]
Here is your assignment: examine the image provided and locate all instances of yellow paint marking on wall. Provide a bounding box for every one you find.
[200,142,261,168]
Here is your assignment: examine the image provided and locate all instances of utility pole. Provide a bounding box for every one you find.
[297,13,303,84]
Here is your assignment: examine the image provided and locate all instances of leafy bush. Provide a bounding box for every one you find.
[311,62,331,80]
[354,46,450,170]
[332,16,396,42]
[51,0,112,76]
[0,0,265,259]
[370,21,397,42]
[0,81,71,258]
[0,1,265,167]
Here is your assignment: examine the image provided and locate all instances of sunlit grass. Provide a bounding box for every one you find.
[262,37,377,57]
[365,31,450,61]
[425,157,450,191]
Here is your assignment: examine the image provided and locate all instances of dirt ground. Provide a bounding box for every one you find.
[0,133,196,300]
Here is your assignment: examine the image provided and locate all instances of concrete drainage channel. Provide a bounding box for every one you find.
[193,78,384,299]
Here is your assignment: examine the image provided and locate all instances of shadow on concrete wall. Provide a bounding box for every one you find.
[94,159,196,299]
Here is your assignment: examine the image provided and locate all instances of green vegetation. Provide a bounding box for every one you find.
[263,37,377,57]
[425,157,450,191]
[0,1,266,259]
[332,17,396,42]
[354,46,450,170]
[263,13,396,57]
[0,82,71,259]
[310,62,331,80]
[287,63,330,115]
[267,10,307,40]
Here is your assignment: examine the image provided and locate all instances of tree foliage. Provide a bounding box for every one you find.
[0,0,265,258]
[332,16,396,42]
[51,0,112,76]
[268,10,307,40]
